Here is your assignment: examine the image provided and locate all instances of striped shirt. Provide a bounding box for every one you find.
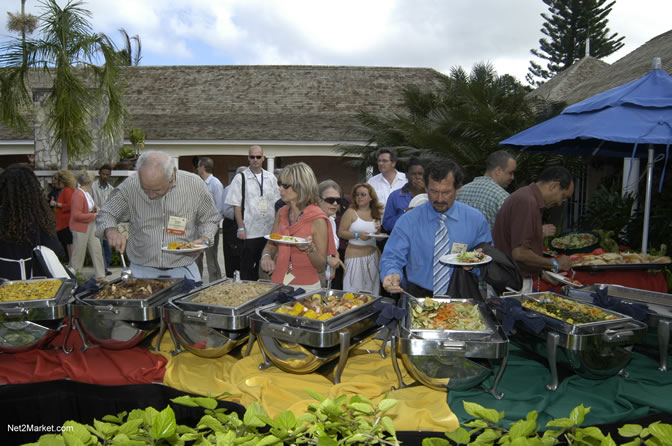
[456,176,509,230]
[96,170,220,269]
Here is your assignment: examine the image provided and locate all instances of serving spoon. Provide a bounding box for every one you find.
[119,251,132,282]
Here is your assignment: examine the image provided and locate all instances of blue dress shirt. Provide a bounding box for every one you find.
[382,183,413,233]
[379,200,492,292]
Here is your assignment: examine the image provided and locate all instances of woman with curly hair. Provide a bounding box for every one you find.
[0,164,64,280]
[49,169,76,262]
[338,183,383,295]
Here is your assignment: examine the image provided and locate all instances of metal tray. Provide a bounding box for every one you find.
[572,262,671,272]
[262,289,380,332]
[0,278,74,321]
[404,298,498,340]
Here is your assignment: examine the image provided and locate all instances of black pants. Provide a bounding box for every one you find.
[240,237,266,281]
[221,218,242,278]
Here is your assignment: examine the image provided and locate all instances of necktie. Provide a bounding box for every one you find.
[433,214,450,295]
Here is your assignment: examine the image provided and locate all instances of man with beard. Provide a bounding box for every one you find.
[96,150,219,280]
[380,159,492,296]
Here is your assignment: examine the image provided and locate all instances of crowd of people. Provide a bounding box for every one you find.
[0,145,575,297]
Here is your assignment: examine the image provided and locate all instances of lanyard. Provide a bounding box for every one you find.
[252,172,264,196]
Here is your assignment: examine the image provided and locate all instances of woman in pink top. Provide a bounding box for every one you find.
[69,171,106,280]
[260,162,337,291]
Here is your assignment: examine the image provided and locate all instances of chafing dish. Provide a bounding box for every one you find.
[159,279,291,358]
[0,278,75,353]
[565,284,672,371]
[391,297,508,397]
[69,278,183,351]
[496,291,647,391]
[249,289,390,384]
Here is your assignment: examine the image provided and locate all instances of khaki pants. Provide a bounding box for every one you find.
[71,222,105,279]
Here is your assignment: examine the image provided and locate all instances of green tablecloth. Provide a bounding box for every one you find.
[447,347,672,428]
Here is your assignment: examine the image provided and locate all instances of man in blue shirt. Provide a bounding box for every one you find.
[380,159,492,296]
[381,158,425,233]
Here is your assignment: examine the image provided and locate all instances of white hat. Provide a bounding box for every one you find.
[408,193,428,209]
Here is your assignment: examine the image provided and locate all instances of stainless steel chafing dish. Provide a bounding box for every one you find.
[565,284,672,371]
[0,278,75,353]
[496,291,647,391]
[158,279,291,358]
[69,278,183,351]
[391,297,509,397]
[249,289,390,384]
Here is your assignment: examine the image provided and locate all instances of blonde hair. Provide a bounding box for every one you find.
[76,170,94,187]
[55,169,76,189]
[279,162,319,209]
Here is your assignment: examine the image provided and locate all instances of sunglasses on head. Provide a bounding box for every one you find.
[248,155,263,160]
[278,182,292,189]
[321,197,341,205]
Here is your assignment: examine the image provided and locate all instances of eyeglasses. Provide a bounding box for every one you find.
[248,155,263,160]
[321,197,341,205]
[354,192,369,197]
[278,182,292,189]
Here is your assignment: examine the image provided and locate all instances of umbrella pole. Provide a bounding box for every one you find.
[642,146,654,253]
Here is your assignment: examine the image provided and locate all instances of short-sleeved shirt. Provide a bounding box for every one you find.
[492,184,544,278]
[456,176,509,230]
[224,168,280,239]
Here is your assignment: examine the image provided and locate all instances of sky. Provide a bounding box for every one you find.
[1,0,670,84]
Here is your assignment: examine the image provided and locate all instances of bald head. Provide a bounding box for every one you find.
[137,151,175,199]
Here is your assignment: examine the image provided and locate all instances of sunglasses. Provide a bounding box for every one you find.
[354,192,369,197]
[248,155,263,160]
[278,182,292,189]
[321,197,341,205]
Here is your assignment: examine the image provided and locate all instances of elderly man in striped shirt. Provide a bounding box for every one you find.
[96,150,220,281]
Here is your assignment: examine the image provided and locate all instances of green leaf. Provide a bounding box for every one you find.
[128,409,146,421]
[256,434,282,446]
[547,418,575,429]
[381,416,396,436]
[619,424,644,437]
[118,418,144,436]
[422,438,451,446]
[214,430,236,446]
[649,423,672,445]
[463,401,504,424]
[345,433,368,444]
[509,419,537,439]
[377,398,399,413]
[620,441,642,446]
[444,427,471,444]
[569,404,589,425]
[197,414,224,432]
[317,435,339,446]
[475,428,501,443]
[464,419,489,429]
[35,435,66,446]
[600,433,618,446]
[274,411,296,430]
[93,419,118,437]
[243,402,268,428]
[102,412,127,424]
[149,406,177,440]
[305,389,326,402]
[144,407,159,426]
[579,426,605,440]
[348,402,374,415]
[61,421,92,445]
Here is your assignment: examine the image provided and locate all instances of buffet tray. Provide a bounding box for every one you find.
[572,262,671,272]
[0,278,75,321]
[404,298,499,341]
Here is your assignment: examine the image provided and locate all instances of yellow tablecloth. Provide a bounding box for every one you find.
[160,337,458,432]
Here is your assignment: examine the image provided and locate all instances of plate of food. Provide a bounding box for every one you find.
[162,241,208,253]
[367,232,389,239]
[264,233,308,244]
[544,271,583,288]
[550,231,600,254]
[439,251,492,266]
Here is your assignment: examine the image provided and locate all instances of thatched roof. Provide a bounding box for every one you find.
[0,65,445,141]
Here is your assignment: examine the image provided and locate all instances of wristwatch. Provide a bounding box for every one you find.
[551,259,559,273]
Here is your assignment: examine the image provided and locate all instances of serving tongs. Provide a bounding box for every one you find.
[505,287,552,304]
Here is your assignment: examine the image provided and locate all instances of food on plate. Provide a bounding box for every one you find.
[0,280,61,302]
[190,282,275,307]
[93,279,175,300]
[522,293,621,324]
[167,241,201,250]
[268,233,283,240]
[571,252,672,266]
[410,298,487,330]
[551,233,598,250]
[456,250,487,263]
[268,233,299,243]
[274,292,373,320]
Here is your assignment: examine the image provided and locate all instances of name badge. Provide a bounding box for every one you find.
[258,199,268,212]
[451,242,468,254]
[283,271,295,285]
[166,216,187,235]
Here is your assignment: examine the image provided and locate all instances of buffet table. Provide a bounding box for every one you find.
[539,269,668,293]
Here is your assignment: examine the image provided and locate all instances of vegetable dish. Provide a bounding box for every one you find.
[274,292,373,320]
[93,279,175,300]
[522,293,621,324]
[0,280,61,302]
[190,282,275,307]
[410,298,487,330]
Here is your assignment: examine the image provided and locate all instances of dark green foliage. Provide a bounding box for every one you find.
[527,0,625,86]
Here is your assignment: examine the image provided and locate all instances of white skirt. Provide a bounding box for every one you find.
[343,252,380,296]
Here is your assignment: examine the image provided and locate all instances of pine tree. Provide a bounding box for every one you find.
[526,0,625,86]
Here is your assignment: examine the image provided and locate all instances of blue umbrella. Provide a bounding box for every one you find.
[500,61,672,252]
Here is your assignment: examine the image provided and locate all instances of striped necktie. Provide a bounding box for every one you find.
[433,213,450,295]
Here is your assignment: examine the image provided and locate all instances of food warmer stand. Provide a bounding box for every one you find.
[0,278,75,353]
[159,279,292,358]
[565,284,672,371]
[496,292,647,391]
[249,289,392,384]
[391,296,509,398]
[69,278,184,351]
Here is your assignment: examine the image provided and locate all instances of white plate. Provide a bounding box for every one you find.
[545,271,583,287]
[162,244,208,253]
[367,233,389,239]
[439,253,492,266]
[264,234,309,245]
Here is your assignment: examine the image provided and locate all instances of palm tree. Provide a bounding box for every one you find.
[6,0,38,65]
[117,28,142,66]
[0,0,127,168]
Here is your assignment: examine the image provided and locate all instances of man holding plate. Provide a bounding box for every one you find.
[380,159,492,296]
[96,151,219,280]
